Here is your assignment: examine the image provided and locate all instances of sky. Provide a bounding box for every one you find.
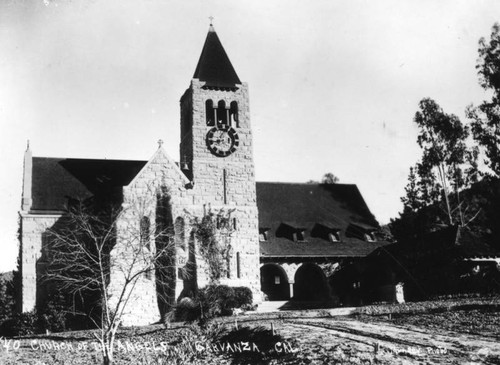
[1,0,499,272]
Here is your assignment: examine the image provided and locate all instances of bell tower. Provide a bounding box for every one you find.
[180,24,256,206]
[179,23,260,296]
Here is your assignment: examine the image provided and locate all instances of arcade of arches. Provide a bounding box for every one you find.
[260,262,334,302]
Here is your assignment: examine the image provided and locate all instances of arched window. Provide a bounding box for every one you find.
[230,101,239,128]
[140,217,152,280]
[175,217,186,249]
[236,252,241,278]
[140,217,151,250]
[205,99,215,126]
[217,100,228,126]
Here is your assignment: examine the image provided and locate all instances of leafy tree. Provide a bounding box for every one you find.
[413,98,477,226]
[391,99,478,241]
[306,172,340,184]
[400,165,423,212]
[467,23,500,176]
[322,172,340,184]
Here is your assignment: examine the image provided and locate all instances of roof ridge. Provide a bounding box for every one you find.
[33,156,148,163]
[256,181,357,186]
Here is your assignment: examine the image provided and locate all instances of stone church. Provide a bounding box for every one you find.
[18,24,389,325]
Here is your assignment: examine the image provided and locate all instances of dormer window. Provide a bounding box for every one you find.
[293,230,306,242]
[259,228,270,241]
[276,223,307,242]
[328,232,340,242]
[312,223,341,243]
[364,232,376,242]
[346,222,378,242]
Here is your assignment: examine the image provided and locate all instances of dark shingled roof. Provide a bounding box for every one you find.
[58,158,146,192]
[257,182,390,258]
[30,161,390,258]
[193,26,241,88]
[31,157,147,211]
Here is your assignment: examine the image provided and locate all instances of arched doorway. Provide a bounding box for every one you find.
[294,263,329,301]
[260,264,290,300]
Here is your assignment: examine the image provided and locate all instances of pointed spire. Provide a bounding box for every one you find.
[22,140,33,211]
[193,22,241,88]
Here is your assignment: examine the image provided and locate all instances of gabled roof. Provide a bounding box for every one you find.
[29,163,390,258]
[31,157,147,211]
[193,25,241,88]
[59,158,147,192]
[127,147,191,187]
[257,182,389,258]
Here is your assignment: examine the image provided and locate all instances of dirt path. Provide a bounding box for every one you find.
[2,311,499,364]
[265,317,500,364]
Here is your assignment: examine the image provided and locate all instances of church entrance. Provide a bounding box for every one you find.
[294,263,329,301]
[260,263,290,300]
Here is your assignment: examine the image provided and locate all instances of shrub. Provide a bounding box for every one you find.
[206,285,236,316]
[174,285,254,322]
[174,297,201,322]
[0,276,15,325]
[0,311,38,337]
[233,286,253,308]
[37,293,69,333]
[0,291,80,337]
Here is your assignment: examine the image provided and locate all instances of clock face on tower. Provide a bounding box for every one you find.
[206,125,239,157]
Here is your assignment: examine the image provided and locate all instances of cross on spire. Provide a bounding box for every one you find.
[157,139,164,148]
[209,16,214,25]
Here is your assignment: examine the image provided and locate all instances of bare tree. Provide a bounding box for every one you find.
[43,186,179,365]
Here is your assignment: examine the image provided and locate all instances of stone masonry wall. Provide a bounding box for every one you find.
[188,80,256,207]
[111,147,191,326]
[179,79,261,301]
[110,76,261,325]
[180,204,261,299]
[19,213,62,313]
